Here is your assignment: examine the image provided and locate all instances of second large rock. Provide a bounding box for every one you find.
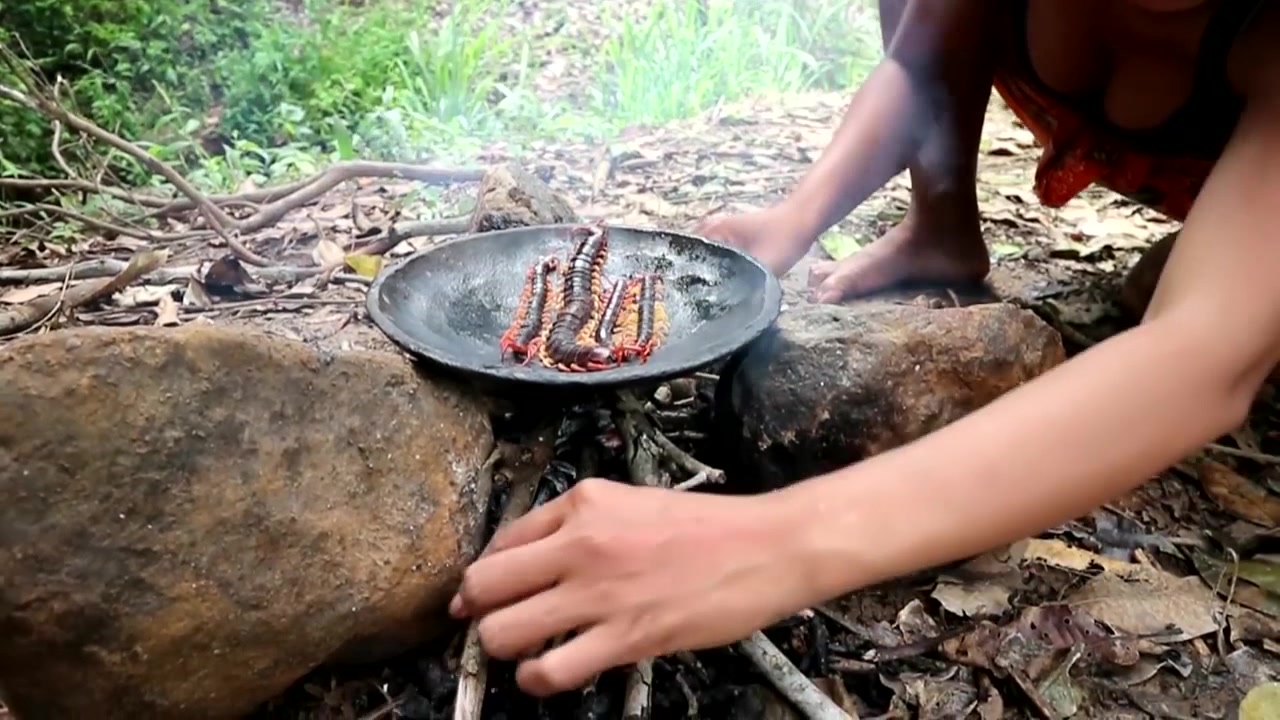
[716,301,1065,491]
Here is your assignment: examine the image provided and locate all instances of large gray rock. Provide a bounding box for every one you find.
[716,301,1064,491]
[0,325,494,719]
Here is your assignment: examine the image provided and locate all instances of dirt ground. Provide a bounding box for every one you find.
[4,91,1280,719]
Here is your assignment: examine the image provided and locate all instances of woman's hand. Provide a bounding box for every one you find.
[449,478,814,697]
[695,203,816,278]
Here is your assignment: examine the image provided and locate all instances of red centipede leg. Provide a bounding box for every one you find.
[520,338,543,366]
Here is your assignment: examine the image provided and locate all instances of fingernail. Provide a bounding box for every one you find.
[449,594,464,617]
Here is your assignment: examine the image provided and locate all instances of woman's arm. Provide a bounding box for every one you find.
[781,0,1002,241]
[783,77,1280,600]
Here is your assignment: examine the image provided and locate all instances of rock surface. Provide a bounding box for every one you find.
[469,162,579,233]
[0,325,494,719]
[716,301,1065,491]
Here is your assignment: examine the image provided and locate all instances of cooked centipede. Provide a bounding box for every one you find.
[618,273,667,362]
[594,278,629,348]
[499,254,558,362]
[542,222,617,371]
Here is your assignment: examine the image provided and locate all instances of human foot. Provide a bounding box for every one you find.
[807,208,990,304]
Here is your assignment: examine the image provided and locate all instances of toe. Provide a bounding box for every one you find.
[807,261,836,287]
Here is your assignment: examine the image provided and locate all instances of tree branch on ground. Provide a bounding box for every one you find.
[0,43,485,270]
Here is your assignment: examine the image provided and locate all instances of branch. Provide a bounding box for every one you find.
[0,177,171,206]
[453,429,558,720]
[0,248,167,338]
[5,203,211,242]
[229,162,484,236]
[352,216,472,256]
[0,83,238,233]
[613,391,844,720]
[0,81,482,268]
[736,632,854,720]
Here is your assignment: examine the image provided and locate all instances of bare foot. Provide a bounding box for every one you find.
[807,206,990,304]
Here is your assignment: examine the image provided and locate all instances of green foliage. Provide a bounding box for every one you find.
[0,0,883,191]
[596,0,879,124]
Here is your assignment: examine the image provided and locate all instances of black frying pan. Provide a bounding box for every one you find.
[366,223,782,391]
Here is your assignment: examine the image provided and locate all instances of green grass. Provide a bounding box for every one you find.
[1,0,883,194]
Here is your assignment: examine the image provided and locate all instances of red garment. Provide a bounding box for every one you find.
[992,73,1213,223]
[991,0,1266,223]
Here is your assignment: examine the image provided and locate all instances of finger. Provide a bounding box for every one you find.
[481,492,572,558]
[693,216,723,238]
[451,536,567,619]
[516,623,638,697]
[475,583,598,660]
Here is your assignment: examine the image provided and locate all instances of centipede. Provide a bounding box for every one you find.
[594,277,629,348]
[499,254,559,363]
[540,222,617,371]
[618,273,667,362]
[497,221,673,372]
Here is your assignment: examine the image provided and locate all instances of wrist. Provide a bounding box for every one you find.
[756,463,902,608]
[773,194,829,246]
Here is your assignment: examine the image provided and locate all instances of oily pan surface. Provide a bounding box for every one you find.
[366,224,782,389]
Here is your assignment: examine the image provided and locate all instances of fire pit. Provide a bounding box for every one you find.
[362,223,856,719]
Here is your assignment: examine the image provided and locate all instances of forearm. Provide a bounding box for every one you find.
[781,61,921,240]
[784,316,1258,600]
[782,0,1002,241]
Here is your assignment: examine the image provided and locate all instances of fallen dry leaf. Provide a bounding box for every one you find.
[975,674,1003,720]
[1036,646,1086,719]
[154,294,181,327]
[312,238,346,268]
[1189,548,1280,618]
[883,667,979,720]
[1022,538,1145,577]
[1196,458,1280,528]
[931,580,1012,619]
[0,281,64,305]
[896,599,941,645]
[1065,565,1218,641]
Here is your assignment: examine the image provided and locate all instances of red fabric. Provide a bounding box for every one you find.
[991,71,1218,223]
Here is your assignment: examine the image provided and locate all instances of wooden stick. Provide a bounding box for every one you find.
[614,392,843,720]
[622,658,655,720]
[615,396,666,720]
[735,632,854,720]
[453,431,557,720]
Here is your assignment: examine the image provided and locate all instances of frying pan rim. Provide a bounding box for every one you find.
[364,222,783,390]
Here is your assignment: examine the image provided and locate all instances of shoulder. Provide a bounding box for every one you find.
[1228,2,1280,103]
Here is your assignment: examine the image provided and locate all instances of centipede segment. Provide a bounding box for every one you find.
[497,222,671,372]
[616,274,668,363]
[499,255,559,362]
[593,278,631,362]
[541,222,617,372]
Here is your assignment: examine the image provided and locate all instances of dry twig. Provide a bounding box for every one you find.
[614,391,841,720]
[0,48,481,267]
[1205,442,1280,465]
[616,390,726,488]
[453,431,557,720]
[0,248,167,338]
[736,631,855,720]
